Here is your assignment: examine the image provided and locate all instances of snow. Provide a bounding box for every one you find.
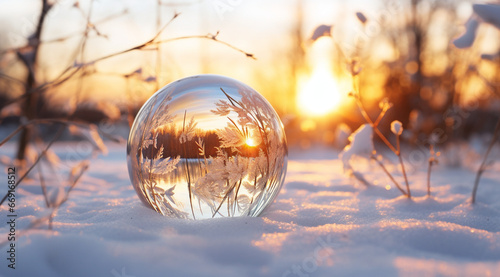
[390,120,403,136]
[454,3,500,49]
[1,142,500,277]
[339,124,374,171]
[473,4,500,30]
[453,17,480,49]
[309,25,332,42]
[355,12,367,24]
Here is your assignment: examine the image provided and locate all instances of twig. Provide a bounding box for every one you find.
[371,155,408,196]
[0,126,64,206]
[14,0,52,162]
[4,15,255,110]
[37,165,50,208]
[72,0,96,109]
[0,118,121,148]
[0,72,26,87]
[48,161,89,229]
[427,159,432,197]
[351,77,410,197]
[472,119,500,204]
[0,6,127,53]
[182,110,196,219]
[155,32,256,60]
[155,0,163,90]
[426,144,438,197]
[351,83,398,154]
[396,134,411,198]
[398,153,411,198]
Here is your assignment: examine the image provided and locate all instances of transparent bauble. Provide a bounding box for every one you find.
[127,74,288,219]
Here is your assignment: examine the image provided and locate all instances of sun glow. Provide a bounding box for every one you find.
[297,38,344,116]
[297,66,342,116]
[246,137,258,147]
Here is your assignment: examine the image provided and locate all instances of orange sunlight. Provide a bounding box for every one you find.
[297,65,342,116]
[245,137,258,147]
[297,37,344,116]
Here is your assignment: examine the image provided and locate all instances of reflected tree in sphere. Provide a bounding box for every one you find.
[127,75,288,219]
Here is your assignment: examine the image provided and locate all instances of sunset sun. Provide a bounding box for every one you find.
[297,66,342,116]
[297,37,344,116]
[245,137,258,147]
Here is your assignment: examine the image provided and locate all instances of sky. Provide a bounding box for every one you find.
[0,0,479,115]
[0,0,386,81]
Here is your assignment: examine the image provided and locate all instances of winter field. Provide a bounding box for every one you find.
[0,141,499,277]
[2,0,500,276]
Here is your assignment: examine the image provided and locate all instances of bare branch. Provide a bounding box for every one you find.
[0,126,64,206]
[155,32,256,60]
[0,118,122,148]
[0,72,26,87]
[371,155,408,196]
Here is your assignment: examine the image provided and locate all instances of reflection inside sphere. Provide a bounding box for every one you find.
[127,75,288,219]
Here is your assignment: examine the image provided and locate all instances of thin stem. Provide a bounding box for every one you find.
[427,160,432,197]
[371,156,407,196]
[233,178,243,214]
[37,165,50,208]
[396,133,401,155]
[182,111,196,219]
[374,127,398,154]
[352,73,408,197]
[353,92,374,125]
[0,119,121,148]
[472,119,500,204]
[155,0,162,90]
[73,0,95,109]
[352,83,397,154]
[0,126,64,206]
[427,144,436,197]
[155,33,255,60]
[3,14,255,109]
[398,152,411,198]
[373,107,389,128]
[49,161,89,229]
[0,73,26,87]
[396,134,411,198]
[212,179,236,218]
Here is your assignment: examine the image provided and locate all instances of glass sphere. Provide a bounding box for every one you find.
[127,75,288,219]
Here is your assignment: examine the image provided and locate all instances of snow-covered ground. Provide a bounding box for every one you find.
[0,142,499,277]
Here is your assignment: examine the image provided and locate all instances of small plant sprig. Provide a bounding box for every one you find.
[348,69,412,198]
[390,120,411,198]
[312,15,412,198]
